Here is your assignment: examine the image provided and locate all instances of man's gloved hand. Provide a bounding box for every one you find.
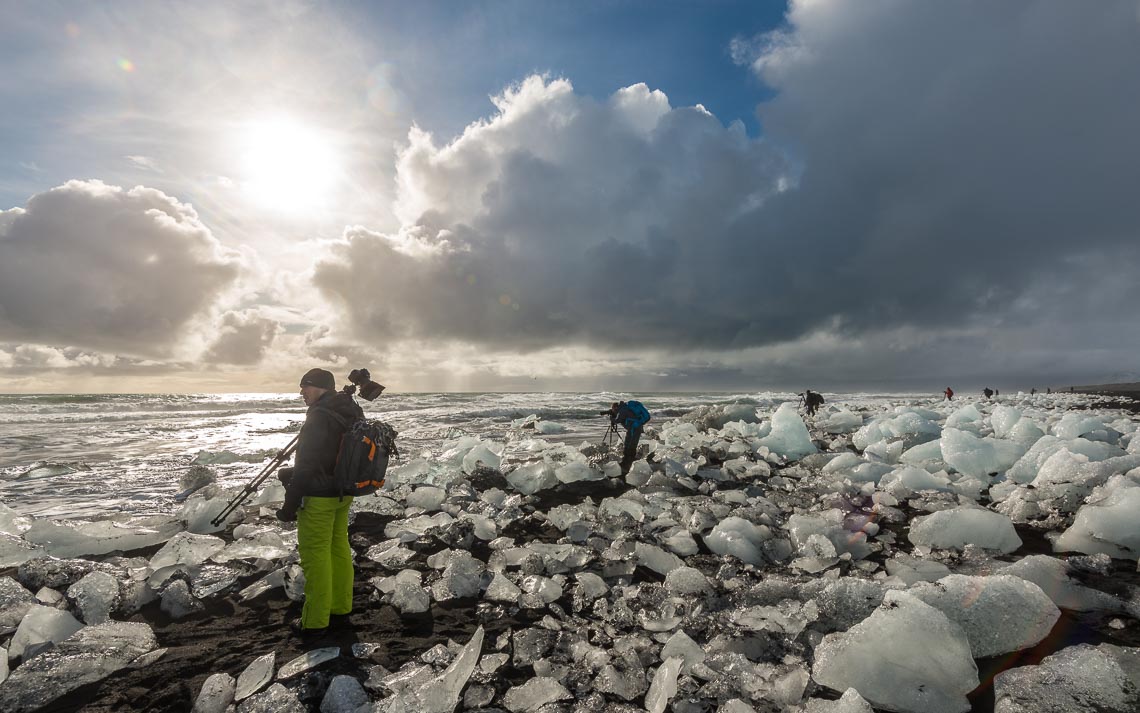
[276,507,297,523]
[276,467,294,487]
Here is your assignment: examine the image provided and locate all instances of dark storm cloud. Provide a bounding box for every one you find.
[0,180,239,357]
[316,2,1140,359]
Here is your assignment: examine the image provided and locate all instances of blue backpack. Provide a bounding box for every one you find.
[624,400,651,430]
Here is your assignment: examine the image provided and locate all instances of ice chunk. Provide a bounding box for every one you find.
[754,403,818,460]
[320,675,368,713]
[0,502,32,536]
[635,542,684,575]
[900,439,945,466]
[149,532,226,571]
[803,688,875,713]
[788,510,872,560]
[384,512,455,539]
[485,572,522,603]
[940,428,1026,478]
[554,461,603,484]
[520,575,562,604]
[1055,477,1140,557]
[8,604,84,660]
[0,622,156,713]
[406,486,446,511]
[645,657,682,713]
[433,552,486,600]
[990,405,1023,439]
[212,528,292,563]
[993,643,1140,713]
[908,507,1021,553]
[733,599,818,637]
[812,590,978,713]
[236,683,305,713]
[0,533,46,568]
[0,577,36,634]
[67,570,120,625]
[1000,555,1122,612]
[594,663,649,700]
[502,676,572,712]
[661,629,705,673]
[506,462,558,495]
[884,553,950,585]
[389,569,431,613]
[161,579,203,619]
[235,652,275,701]
[391,627,483,713]
[705,516,771,566]
[908,574,1060,657]
[817,409,864,434]
[192,672,236,713]
[879,465,952,495]
[278,647,340,680]
[1006,435,1125,484]
[23,516,182,558]
[1053,413,1111,440]
[462,443,502,474]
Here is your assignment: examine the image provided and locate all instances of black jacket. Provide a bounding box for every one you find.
[283,391,364,512]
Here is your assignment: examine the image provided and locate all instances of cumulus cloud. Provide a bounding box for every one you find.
[0,180,239,356]
[313,2,1140,386]
[202,309,282,365]
[316,75,788,351]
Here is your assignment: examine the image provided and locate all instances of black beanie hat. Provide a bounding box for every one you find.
[299,368,335,390]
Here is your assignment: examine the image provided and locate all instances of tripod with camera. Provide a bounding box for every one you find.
[210,368,385,528]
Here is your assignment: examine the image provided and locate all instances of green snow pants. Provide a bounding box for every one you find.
[297,495,354,629]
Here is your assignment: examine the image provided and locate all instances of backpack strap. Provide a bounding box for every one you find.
[314,406,354,430]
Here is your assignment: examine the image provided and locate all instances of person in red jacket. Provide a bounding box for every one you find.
[944,387,954,401]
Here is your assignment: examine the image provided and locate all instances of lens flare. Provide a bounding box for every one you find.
[117,58,135,72]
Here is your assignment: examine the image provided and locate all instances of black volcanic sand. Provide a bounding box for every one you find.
[8,454,1140,712]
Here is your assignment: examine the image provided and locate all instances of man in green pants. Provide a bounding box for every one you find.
[276,368,364,635]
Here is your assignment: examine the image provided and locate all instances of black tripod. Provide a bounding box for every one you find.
[210,433,299,527]
[601,421,625,450]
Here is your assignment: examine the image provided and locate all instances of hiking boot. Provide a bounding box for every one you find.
[289,619,328,638]
[329,613,353,629]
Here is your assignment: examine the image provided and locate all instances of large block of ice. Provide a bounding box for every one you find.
[993,643,1140,712]
[506,462,558,495]
[0,622,157,713]
[1006,436,1125,484]
[0,533,45,569]
[940,428,1026,478]
[23,516,182,558]
[149,531,226,571]
[811,590,978,713]
[8,604,84,661]
[501,676,573,712]
[908,574,1060,657]
[908,507,1021,553]
[1054,477,1140,557]
[754,403,818,460]
[704,516,771,566]
[999,555,1122,612]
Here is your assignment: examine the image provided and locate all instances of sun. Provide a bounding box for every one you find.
[236,117,341,213]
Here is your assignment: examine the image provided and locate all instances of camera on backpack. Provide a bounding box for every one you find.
[344,368,385,401]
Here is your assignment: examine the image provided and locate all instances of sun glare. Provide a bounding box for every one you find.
[237,117,341,213]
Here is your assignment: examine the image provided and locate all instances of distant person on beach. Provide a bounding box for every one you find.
[600,400,651,476]
[944,387,954,401]
[803,390,825,416]
[1047,387,1052,394]
[995,389,999,397]
[276,368,364,636]
[983,387,994,399]
[1031,388,1037,395]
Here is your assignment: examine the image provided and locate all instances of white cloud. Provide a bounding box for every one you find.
[0,180,239,356]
